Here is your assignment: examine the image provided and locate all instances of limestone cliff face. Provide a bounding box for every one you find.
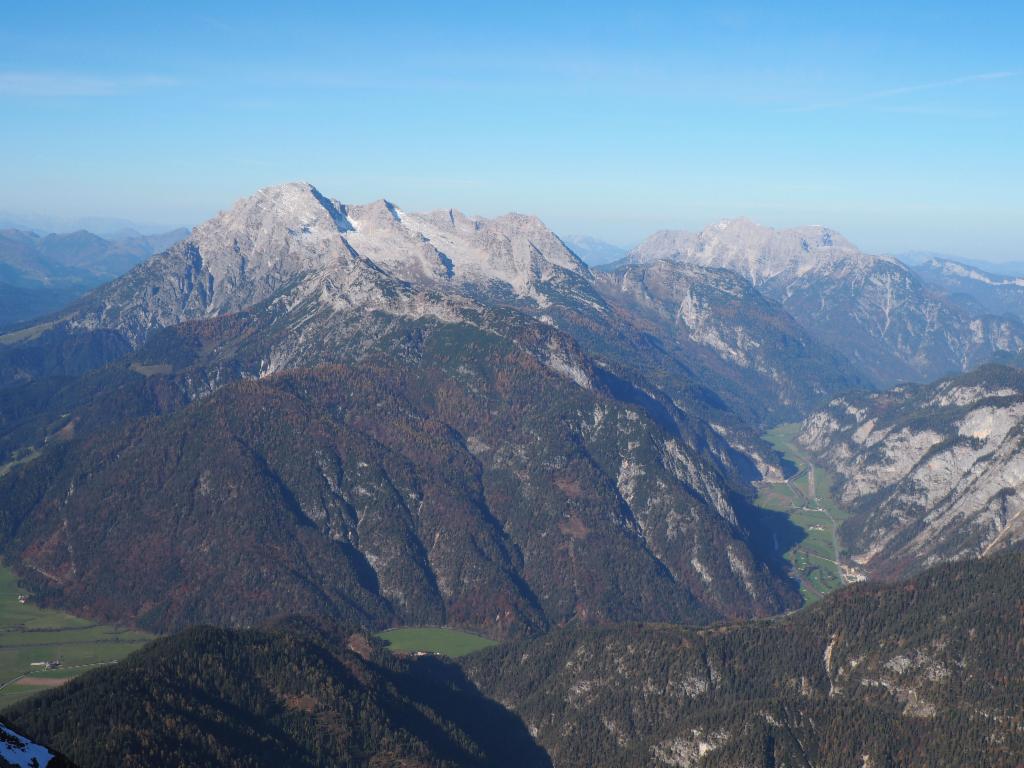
[61,182,593,345]
[595,259,867,421]
[798,364,1024,576]
[631,219,1024,386]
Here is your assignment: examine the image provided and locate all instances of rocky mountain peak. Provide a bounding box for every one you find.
[56,183,600,345]
[203,185,589,295]
[630,217,866,285]
[344,198,403,232]
[181,183,363,290]
[204,181,343,232]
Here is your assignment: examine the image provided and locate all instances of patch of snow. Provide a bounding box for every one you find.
[0,723,55,767]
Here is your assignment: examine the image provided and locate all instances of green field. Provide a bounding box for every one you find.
[0,562,153,708]
[754,423,850,603]
[376,627,497,658]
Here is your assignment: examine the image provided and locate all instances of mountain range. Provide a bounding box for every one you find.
[3,183,853,637]
[630,218,1024,386]
[3,183,1022,640]
[0,227,188,327]
[2,183,1023,765]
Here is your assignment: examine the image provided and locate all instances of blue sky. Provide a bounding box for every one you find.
[1,1,1022,257]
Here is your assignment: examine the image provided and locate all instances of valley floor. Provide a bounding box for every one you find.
[754,423,861,602]
[376,626,497,657]
[0,562,152,709]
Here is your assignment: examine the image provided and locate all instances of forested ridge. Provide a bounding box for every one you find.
[5,552,1022,767]
[3,617,548,768]
[465,549,1024,767]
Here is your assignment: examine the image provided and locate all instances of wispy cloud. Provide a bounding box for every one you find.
[0,72,178,97]
[788,71,1016,112]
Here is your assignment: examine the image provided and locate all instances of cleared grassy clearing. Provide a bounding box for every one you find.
[376,627,497,658]
[0,320,56,346]
[0,562,152,708]
[0,447,41,478]
[755,423,850,603]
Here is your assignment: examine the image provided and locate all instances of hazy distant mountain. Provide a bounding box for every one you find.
[899,250,1024,277]
[799,364,1024,577]
[0,227,189,286]
[0,211,181,237]
[560,234,628,266]
[0,227,189,326]
[631,218,1024,386]
[0,183,801,637]
[912,256,1024,321]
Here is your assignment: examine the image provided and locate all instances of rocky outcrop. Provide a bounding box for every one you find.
[630,219,1024,386]
[912,256,1024,321]
[54,182,592,346]
[594,259,867,422]
[798,364,1024,576]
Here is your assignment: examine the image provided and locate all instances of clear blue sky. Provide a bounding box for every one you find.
[2,1,1022,258]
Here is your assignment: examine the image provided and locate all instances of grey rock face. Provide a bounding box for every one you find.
[798,364,1024,577]
[912,256,1024,321]
[631,218,866,286]
[61,182,592,345]
[630,219,1024,386]
[596,259,867,419]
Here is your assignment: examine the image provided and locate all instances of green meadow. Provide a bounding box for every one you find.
[0,562,153,708]
[376,627,497,658]
[755,423,850,603]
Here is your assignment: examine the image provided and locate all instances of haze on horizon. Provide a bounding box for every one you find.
[1,1,1022,260]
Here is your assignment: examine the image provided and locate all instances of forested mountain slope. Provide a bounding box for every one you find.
[3,617,548,768]
[466,550,1024,767]
[0,283,797,636]
[8,552,1022,767]
[1,184,855,636]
